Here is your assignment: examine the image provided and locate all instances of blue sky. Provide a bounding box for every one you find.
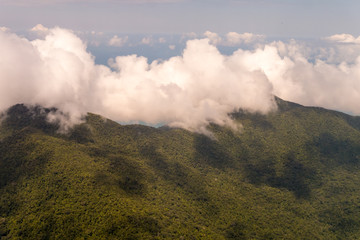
[0,0,359,37]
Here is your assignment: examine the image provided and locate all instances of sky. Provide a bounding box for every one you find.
[0,0,359,37]
[1,0,360,133]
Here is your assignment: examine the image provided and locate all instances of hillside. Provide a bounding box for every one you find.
[1,98,360,239]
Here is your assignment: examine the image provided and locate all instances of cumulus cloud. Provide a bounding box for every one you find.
[204,31,222,45]
[204,31,264,46]
[0,26,276,134]
[141,36,153,45]
[180,32,197,42]
[30,23,49,33]
[108,35,128,47]
[29,24,49,38]
[2,26,360,134]
[226,32,264,45]
[91,31,103,36]
[237,40,360,114]
[0,27,10,32]
[158,37,166,43]
[0,27,99,131]
[326,34,360,44]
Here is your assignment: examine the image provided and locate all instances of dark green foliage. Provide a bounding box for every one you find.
[2,104,59,134]
[0,130,51,189]
[225,222,247,239]
[69,124,94,144]
[272,152,314,199]
[194,133,234,169]
[2,99,360,239]
[314,132,360,165]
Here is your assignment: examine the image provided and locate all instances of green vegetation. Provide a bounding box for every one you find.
[1,99,360,239]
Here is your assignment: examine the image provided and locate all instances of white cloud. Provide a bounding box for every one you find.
[108,35,128,47]
[0,27,10,32]
[158,37,166,43]
[91,31,103,36]
[326,34,360,44]
[182,32,197,38]
[204,31,264,46]
[30,23,49,33]
[141,36,152,45]
[204,31,222,45]
[0,27,276,134]
[169,44,176,50]
[180,32,197,42]
[2,26,360,135]
[226,32,264,45]
[0,27,94,131]
[235,40,360,114]
[29,24,49,38]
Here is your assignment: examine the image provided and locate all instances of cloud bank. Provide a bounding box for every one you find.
[0,27,10,32]
[0,27,276,134]
[248,39,360,114]
[108,35,128,47]
[1,27,360,134]
[226,32,264,45]
[326,34,360,44]
[204,31,264,46]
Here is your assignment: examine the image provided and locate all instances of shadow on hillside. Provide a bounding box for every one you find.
[243,152,314,199]
[104,214,161,238]
[0,130,53,216]
[193,134,235,169]
[68,124,94,144]
[273,153,314,199]
[139,144,218,213]
[0,131,52,190]
[105,155,147,195]
[312,132,360,165]
[319,204,360,238]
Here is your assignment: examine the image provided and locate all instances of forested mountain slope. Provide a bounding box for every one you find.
[1,98,360,239]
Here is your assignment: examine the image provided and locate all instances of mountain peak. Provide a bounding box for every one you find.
[1,104,61,134]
